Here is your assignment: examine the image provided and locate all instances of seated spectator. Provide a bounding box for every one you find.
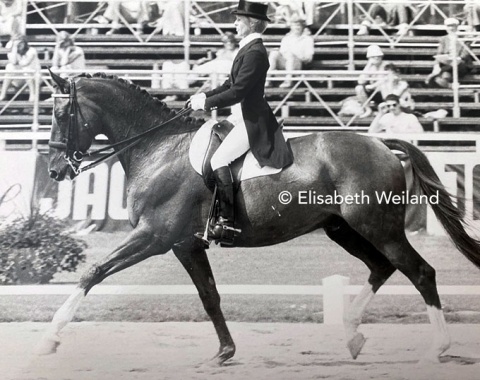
[161,33,239,101]
[51,31,86,73]
[464,0,480,32]
[267,15,314,88]
[0,36,40,102]
[425,18,473,89]
[368,94,423,133]
[379,63,415,112]
[0,0,22,37]
[357,1,418,37]
[355,44,388,117]
[94,1,149,35]
[189,32,238,83]
[149,0,185,36]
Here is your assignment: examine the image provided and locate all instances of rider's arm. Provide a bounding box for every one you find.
[204,49,266,110]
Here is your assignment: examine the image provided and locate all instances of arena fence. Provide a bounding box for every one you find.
[0,275,479,324]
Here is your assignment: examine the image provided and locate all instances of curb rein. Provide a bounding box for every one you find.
[48,78,192,176]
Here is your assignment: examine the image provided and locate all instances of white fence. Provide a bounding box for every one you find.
[1,275,479,325]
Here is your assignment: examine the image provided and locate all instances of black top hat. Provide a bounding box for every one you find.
[231,0,271,22]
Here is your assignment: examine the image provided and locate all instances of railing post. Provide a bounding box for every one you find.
[184,0,191,63]
[347,0,355,71]
[322,275,350,325]
[451,33,460,118]
[32,69,41,151]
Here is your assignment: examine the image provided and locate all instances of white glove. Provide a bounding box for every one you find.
[190,93,206,110]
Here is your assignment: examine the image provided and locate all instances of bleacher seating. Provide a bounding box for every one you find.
[2,18,480,137]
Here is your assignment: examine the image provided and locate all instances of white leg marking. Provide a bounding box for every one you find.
[422,305,450,363]
[36,287,85,355]
[344,282,375,359]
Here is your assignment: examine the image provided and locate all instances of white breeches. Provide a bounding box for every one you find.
[210,105,250,171]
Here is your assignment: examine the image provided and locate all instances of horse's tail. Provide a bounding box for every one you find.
[382,138,480,270]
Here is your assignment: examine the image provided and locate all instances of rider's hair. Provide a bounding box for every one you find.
[250,18,268,34]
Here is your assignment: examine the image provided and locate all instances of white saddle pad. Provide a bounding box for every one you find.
[188,120,310,181]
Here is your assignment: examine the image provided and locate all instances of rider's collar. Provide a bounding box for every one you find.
[239,33,262,49]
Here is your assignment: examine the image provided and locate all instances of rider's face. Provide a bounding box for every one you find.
[234,16,252,38]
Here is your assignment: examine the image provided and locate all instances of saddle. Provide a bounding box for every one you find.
[201,119,242,191]
[189,119,289,188]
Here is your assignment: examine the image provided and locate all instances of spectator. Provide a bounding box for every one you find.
[0,0,22,38]
[425,18,473,89]
[379,63,415,112]
[267,14,314,88]
[357,1,418,37]
[368,94,423,133]
[94,1,149,35]
[149,0,185,36]
[189,32,239,84]
[51,31,86,73]
[0,36,40,102]
[355,44,388,117]
[464,0,480,32]
[161,32,239,101]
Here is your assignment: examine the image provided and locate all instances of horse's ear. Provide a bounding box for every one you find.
[48,67,69,94]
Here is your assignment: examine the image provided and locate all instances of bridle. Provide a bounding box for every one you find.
[48,78,192,176]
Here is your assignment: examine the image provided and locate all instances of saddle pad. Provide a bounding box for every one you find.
[189,120,311,181]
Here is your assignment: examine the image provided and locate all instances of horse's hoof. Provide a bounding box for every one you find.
[212,345,235,366]
[347,332,366,360]
[36,336,60,355]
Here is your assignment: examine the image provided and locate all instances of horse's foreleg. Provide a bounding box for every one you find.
[172,240,235,365]
[37,227,165,355]
[325,222,396,359]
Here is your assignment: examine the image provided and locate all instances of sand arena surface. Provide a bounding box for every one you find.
[2,322,480,380]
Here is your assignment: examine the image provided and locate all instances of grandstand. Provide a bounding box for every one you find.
[1,0,480,151]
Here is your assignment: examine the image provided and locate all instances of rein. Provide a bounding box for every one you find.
[49,79,192,175]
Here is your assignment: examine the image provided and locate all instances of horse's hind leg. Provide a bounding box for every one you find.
[37,226,166,355]
[172,240,235,365]
[325,220,396,359]
[377,235,450,363]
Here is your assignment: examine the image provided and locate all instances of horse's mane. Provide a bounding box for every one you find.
[75,72,205,134]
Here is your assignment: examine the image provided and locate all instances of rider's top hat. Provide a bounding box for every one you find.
[232,0,271,22]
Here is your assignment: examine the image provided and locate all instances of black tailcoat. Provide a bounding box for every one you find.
[204,38,293,169]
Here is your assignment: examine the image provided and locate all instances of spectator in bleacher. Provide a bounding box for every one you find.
[425,18,473,89]
[266,14,314,88]
[160,32,239,101]
[189,32,239,84]
[368,94,423,133]
[94,1,149,35]
[0,36,40,102]
[464,0,480,32]
[0,0,22,38]
[149,0,185,36]
[51,31,86,73]
[379,63,415,112]
[357,1,418,37]
[355,44,388,117]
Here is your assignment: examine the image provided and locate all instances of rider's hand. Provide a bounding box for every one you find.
[189,93,206,111]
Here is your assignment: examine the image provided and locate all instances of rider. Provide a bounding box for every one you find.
[189,0,294,245]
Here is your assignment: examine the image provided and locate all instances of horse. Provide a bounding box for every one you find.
[39,72,480,364]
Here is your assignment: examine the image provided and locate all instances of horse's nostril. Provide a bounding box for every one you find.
[49,170,58,179]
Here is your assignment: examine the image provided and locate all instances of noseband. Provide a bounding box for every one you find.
[48,78,192,176]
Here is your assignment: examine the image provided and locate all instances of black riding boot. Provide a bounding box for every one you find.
[208,166,236,245]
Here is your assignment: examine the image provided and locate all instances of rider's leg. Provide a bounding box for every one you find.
[208,121,250,243]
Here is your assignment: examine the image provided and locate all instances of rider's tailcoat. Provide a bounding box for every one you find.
[204,38,293,169]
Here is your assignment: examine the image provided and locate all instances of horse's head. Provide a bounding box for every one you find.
[48,71,99,181]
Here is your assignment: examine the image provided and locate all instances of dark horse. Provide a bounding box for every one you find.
[39,72,480,364]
